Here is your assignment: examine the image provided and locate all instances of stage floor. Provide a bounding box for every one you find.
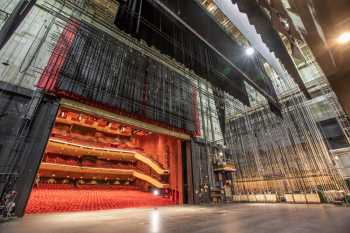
[2,204,350,233]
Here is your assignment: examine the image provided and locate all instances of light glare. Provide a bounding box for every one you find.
[246,47,255,56]
[153,190,160,196]
[337,32,350,44]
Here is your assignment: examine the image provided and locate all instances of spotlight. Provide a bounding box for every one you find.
[245,47,255,56]
[153,189,160,196]
[337,32,350,44]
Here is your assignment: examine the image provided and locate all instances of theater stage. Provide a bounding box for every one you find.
[2,204,350,233]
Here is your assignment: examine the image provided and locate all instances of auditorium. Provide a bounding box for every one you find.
[25,105,187,214]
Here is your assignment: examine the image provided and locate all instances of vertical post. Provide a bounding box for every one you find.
[185,141,194,204]
[205,81,215,187]
[0,0,36,50]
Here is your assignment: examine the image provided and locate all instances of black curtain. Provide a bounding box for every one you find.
[115,0,282,113]
[115,0,250,106]
[56,22,196,132]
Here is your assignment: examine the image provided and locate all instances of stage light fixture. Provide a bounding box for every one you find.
[337,32,350,44]
[245,47,255,56]
[153,189,160,196]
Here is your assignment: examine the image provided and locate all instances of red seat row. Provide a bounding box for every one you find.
[26,185,175,214]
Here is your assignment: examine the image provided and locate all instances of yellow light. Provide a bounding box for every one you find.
[337,32,350,44]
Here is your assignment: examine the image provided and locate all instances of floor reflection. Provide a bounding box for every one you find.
[1,204,349,233]
[150,209,160,233]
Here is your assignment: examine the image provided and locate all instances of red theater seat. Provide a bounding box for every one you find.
[26,184,175,214]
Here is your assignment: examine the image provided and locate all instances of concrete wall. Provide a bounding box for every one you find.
[0,0,22,29]
[0,2,65,90]
[0,0,118,90]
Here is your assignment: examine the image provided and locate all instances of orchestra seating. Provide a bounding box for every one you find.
[26,184,175,214]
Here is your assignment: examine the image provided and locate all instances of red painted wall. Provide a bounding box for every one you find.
[135,134,183,204]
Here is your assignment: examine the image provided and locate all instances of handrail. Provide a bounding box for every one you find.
[47,139,169,175]
[40,163,169,189]
[59,99,191,140]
